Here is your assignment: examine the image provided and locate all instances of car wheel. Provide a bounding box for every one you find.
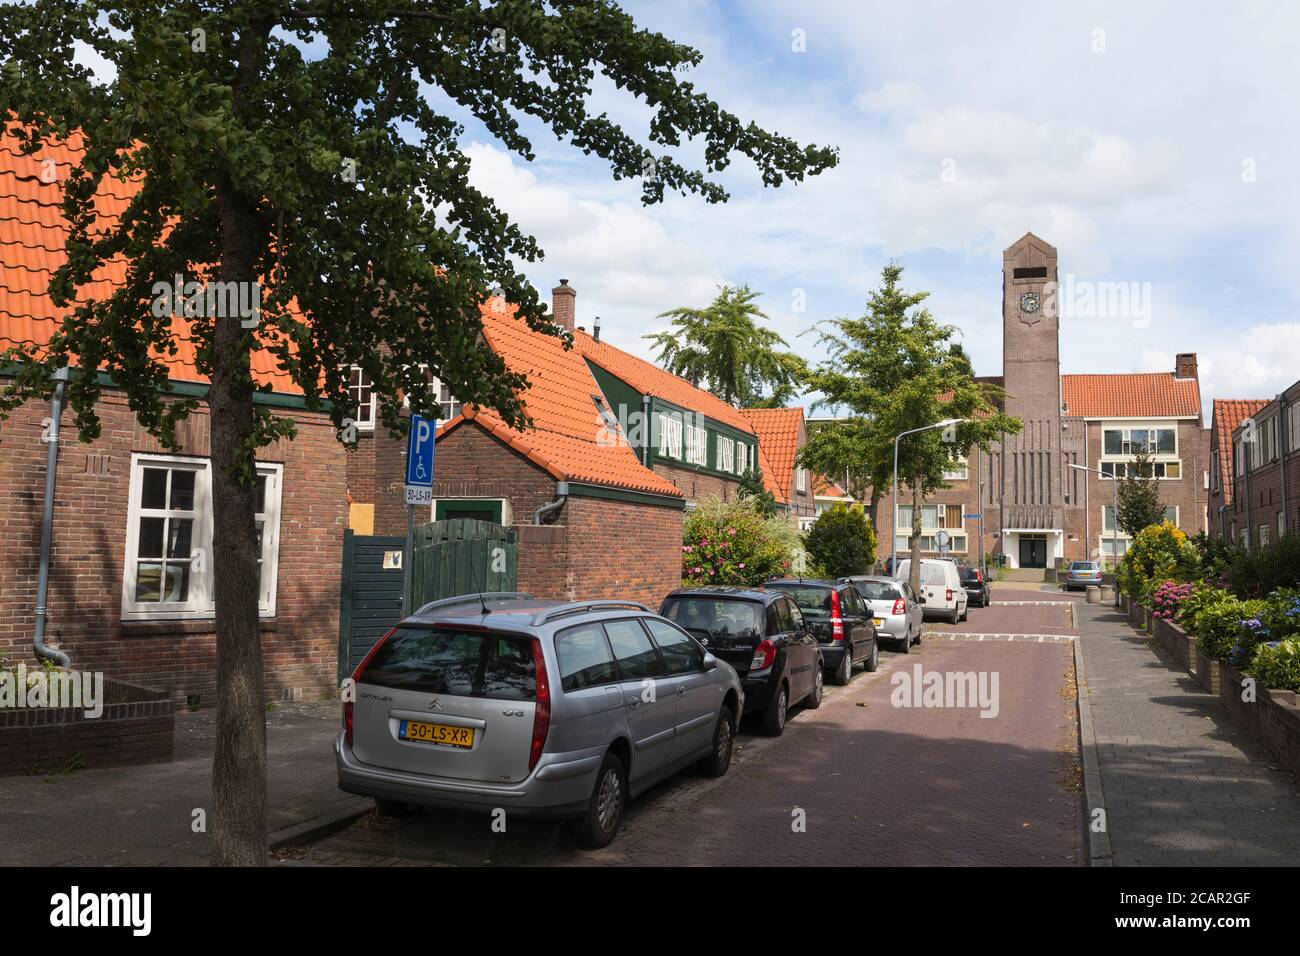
[804,663,824,710]
[698,708,735,777]
[865,640,879,672]
[834,647,853,685]
[959,603,968,623]
[898,628,912,653]
[761,683,789,736]
[572,751,627,849]
[375,799,418,819]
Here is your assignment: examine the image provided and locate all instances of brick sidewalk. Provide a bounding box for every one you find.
[1076,602,1300,866]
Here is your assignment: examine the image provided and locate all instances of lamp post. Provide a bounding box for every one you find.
[891,418,966,579]
[1069,462,1119,607]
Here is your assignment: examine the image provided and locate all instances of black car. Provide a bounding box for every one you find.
[660,586,822,736]
[764,579,879,685]
[958,565,991,608]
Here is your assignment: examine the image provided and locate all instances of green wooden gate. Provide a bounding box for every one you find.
[338,530,406,681]
[409,518,518,611]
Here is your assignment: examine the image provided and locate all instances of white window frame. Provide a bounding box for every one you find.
[943,462,968,481]
[657,412,683,460]
[796,467,808,494]
[685,423,708,466]
[122,454,283,621]
[348,366,376,431]
[736,442,748,475]
[716,435,735,473]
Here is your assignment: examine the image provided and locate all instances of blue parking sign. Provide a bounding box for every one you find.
[405,413,435,492]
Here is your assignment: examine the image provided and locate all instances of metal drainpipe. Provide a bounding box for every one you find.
[1279,391,1290,536]
[34,367,72,667]
[641,394,651,467]
[534,482,569,525]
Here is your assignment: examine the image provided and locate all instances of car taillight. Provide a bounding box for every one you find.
[891,599,906,615]
[831,590,845,640]
[528,639,550,772]
[344,624,399,748]
[751,639,776,671]
[946,588,953,603]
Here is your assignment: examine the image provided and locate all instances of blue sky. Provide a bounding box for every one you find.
[448,0,1300,420]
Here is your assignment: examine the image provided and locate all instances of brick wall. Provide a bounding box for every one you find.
[562,495,683,608]
[653,461,740,505]
[0,388,347,703]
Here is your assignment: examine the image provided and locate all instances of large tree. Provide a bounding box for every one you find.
[801,264,1020,590]
[645,284,806,407]
[0,1,836,865]
[1116,450,1165,537]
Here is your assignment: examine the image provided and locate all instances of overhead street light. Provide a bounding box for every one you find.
[1069,462,1120,607]
[890,418,966,579]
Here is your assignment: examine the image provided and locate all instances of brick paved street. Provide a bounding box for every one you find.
[1076,602,1300,866]
[285,600,1083,867]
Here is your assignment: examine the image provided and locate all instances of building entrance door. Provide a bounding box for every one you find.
[1018,535,1047,569]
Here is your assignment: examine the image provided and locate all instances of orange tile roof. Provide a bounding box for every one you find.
[1060,372,1201,419]
[1211,398,1268,504]
[740,407,803,503]
[0,130,304,394]
[812,474,850,499]
[445,305,682,499]
[574,329,755,436]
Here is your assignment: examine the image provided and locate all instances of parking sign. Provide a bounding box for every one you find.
[405,413,434,504]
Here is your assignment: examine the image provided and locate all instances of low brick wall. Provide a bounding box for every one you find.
[0,672,174,775]
[1153,616,1195,674]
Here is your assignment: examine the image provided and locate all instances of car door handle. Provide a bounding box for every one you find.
[677,685,686,695]
[627,696,641,707]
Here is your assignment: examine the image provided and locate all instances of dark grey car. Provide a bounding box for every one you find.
[336,593,744,849]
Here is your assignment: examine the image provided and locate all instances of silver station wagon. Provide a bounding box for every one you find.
[337,593,744,848]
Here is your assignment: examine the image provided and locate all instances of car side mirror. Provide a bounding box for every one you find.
[917,596,926,604]
[702,652,718,671]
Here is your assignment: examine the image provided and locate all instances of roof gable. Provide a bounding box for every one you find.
[1060,372,1201,419]
[740,407,804,502]
[1211,398,1269,504]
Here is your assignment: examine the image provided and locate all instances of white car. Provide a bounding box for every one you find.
[894,558,969,624]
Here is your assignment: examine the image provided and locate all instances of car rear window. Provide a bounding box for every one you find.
[854,581,901,601]
[922,563,949,585]
[661,597,763,637]
[357,627,536,700]
[1070,562,1099,571]
[770,585,833,615]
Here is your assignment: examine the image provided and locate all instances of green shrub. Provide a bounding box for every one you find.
[1260,588,1300,642]
[1187,531,1242,583]
[1227,533,1300,598]
[1191,597,1269,664]
[1247,638,1300,692]
[1116,520,1198,601]
[1178,584,1233,635]
[682,496,797,587]
[803,504,876,579]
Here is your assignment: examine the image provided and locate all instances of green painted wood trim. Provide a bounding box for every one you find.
[434,499,504,522]
[338,529,354,684]
[564,481,686,510]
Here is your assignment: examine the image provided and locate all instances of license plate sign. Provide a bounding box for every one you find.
[873,618,884,627]
[399,720,475,748]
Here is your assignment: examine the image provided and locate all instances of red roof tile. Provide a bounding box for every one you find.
[1060,372,1202,419]
[812,474,850,499]
[740,407,803,504]
[1211,398,1269,504]
[575,330,755,436]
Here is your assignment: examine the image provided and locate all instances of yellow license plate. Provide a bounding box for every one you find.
[400,720,475,748]
[873,618,884,627]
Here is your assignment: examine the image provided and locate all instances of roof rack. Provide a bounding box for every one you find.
[412,592,535,616]
[530,601,651,626]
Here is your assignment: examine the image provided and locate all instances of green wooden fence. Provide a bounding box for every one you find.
[408,518,518,611]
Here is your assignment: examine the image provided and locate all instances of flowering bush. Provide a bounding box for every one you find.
[1259,588,1300,642]
[1247,638,1300,692]
[1191,597,1270,664]
[1116,520,1197,602]
[1178,584,1232,635]
[1151,580,1193,620]
[681,496,798,587]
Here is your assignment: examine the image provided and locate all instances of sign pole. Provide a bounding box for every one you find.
[402,503,413,617]
[402,412,436,618]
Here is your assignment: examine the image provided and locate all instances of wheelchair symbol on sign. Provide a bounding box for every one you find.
[415,459,428,481]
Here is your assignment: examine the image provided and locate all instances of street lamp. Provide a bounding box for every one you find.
[891,418,966,578]
[1069,462,1119,607]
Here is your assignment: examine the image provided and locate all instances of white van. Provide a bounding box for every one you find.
[894,558,968,624]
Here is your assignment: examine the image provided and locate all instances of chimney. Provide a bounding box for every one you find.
[1175,352,1198,380]
[593,316,601,342]
[551,279,575,331]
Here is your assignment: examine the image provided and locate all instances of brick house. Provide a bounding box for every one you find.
[740,406,850,531]
[344,282,759,607]
[875,233,1212,569]
[1223,380,1300,548]
[1209,399,1268,541]
[0,134,347,703]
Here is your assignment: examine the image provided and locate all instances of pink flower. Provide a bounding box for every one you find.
[739,563,746,569]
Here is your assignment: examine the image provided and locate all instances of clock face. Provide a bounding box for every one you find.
[1021,292,1041,313]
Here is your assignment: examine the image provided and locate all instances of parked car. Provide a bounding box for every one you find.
[337,593,744,849]
[764,579,879,683]
[958,564,991,607]
[895,558,969,623]
[660,586,822,736]
[842,575,924,652]
[1065,560,1104,591]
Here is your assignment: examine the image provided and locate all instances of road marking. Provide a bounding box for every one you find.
[928,632,1077,643]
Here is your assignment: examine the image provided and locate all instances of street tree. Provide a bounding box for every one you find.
[0,0,837,865]
[645,285,807,407]
[1116,450,1165,537]
[802,264,1020,593]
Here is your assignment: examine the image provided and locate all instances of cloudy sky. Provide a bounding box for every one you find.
[449,0,1300,420]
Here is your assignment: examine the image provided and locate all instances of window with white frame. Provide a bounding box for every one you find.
[1101,425,1182,479]
[657,413,683,459]
[685,422,708,466]
[1102,504,1176,534]
[894,503,966,552]
[796,467,808,494]
[123,455,283,620]
[1287,402,1300,456]
[1100,459,1182,480]
[943,461,968,480]
[736,442,749,475]
[716,435,735,472]
[348,366,375,430]
[1260,523,1270,547]
[402,366,462,421]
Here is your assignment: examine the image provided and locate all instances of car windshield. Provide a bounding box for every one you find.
[1070,562,1099,571]
[853,581,900,601]
[769,585,833,615]
[661,597,763,637]
[357,627,536,700]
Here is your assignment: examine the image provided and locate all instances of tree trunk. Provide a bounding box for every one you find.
[908,475,924,595]
[865,488,880,532]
